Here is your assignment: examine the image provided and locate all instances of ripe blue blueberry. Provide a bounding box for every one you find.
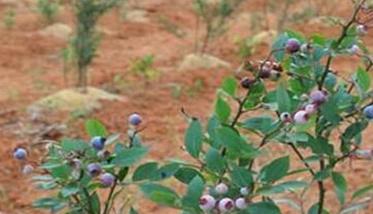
[100,173,115,187]
[286,38,301,53]
[128,113,142,126]
[363,105,373,119]
[87,163,102,177]
[90,136,106,151]
[13,148,27,160]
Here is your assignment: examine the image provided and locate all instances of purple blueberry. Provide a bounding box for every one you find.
[128,113,142,126]
[240,77,255,89]
[90,136,106,151]
[286,38,301,53]
[199,194,216,211]
[293,110,309,124]
[100,173,115,187]
[218,198,235,213]
[13,148,27,160]
[259,67,271,79]
[87,163,102,177]
[363,105,373,119]
[310,90,328,104]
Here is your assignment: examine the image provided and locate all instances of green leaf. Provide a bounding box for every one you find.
[276,83,291,113]
[133,162,158,181]
[205,148,225,174]
[352,184,373,200]
[61,138,90,152]
[353,67,371,93]
[246,201,281,214]
[215,96,231,122]
[129,207,138,214]
[315,168,331,181]
[184,119,203,158]
[332,172,347,205]
[140,183,180,208]
[231,166,253,187]
[112,147,148,167]
[260,156,290,183]
[221,76,237,97]
[216,127,256,159]
[85,119,107,137]
[182,176,204,213]
[257,181,308,196]
[341,121,368,153]
[175,167,202,184]
[320,95,341,125]
[117,167,129,182]
[308,203,329,214]
[60,184,79,198]
[33,197,65,211]
[241,116,275,134]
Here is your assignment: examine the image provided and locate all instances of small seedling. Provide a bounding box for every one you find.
[36,0,60,24]
[3,9,15,29]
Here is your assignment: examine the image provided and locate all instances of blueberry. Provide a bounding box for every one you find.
[87,163,102,177]
[305,104,317,114]
[128,113,142,126]
[90,136,106,151]
[347,45,360,55]
[235,197,248,210]
[293,110,309,124]
[215,183,228,194]
[363,105,373,119]
[280,112,292,123]
[240,77,255,89]
[357,24,368,36]
[100,173,115,187]
[218,198,235,213]
[199,195,216,211]
[240,187,250,196]
[310,90,328,104]
[13,148,27,160]
[22,164,34,175]
[259,67,271,79]
[286,38,301,53]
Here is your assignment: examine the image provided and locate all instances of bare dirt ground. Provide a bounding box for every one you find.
[0,0,372,213]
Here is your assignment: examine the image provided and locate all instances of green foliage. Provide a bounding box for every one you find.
[193,0,244,53]
[72,0,119,90]
[29,119,171,213]
[3,9,15,29]
[129,54,159,81]
[37,0,60,24]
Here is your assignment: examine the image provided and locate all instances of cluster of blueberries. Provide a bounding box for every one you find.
[199,183,250,213]
[13,113,142,188]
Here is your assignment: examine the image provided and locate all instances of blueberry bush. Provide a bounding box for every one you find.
[13,0,373,214]
[138,1,373,213]
[13,114,172,213]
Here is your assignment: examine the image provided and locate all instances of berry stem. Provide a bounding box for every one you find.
[318,0,366,90]
[103,178,118,214]
[317,159,326,214]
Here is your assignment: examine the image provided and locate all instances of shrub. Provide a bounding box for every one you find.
[13,116,174,213]
[138,1,373,213]
[72,0,119,92]
[36,0,60,24]
[193,0,244,54]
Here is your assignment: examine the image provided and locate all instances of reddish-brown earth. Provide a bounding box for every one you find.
[0,0,372,213]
